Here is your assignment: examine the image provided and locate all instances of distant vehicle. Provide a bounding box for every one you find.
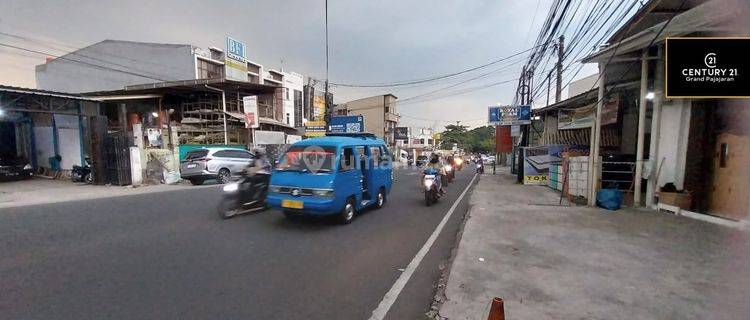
[180,148,255,185]
[416,155,429,167]
[422,167,442,206]
[0,154,32,181]
[267,133,393,224]
[486,155,496,165]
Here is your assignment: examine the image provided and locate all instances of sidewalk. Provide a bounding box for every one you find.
[438,168,750,319]
[0,178,215,209]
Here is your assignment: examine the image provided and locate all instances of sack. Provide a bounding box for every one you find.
[596,188,623,211]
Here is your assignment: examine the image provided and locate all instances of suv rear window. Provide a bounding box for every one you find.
[185,150,209,160]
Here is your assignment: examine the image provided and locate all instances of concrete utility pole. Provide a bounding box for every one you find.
[556,35,564,103]
[516,66,533,183]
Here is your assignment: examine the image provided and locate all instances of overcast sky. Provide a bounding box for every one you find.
[0,0,597,129]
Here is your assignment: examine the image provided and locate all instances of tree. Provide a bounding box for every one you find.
[438,125,496,153]
[439,124,468,150]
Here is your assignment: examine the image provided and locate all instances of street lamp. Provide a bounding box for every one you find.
[645,92,655,100]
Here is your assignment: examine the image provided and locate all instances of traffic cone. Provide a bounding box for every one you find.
[487,297,505,320]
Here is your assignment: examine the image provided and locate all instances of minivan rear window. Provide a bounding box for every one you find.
[185,150,209,160]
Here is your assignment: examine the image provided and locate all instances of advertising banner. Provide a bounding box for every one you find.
[522,145,565,185]
[489,105,531,126]
[243,96,259,128]
[328,115,364,133]
[225,37,248,82]
[254,130,285,145]
[394,127,409,140]
[312,94,326,122]
[666,37,750,98]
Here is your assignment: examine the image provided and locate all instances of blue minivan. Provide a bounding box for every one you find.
[267,133,393,224]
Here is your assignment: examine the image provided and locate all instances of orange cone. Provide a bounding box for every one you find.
[487,297,505,320]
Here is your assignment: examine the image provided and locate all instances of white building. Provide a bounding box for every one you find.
[281,71,304,128]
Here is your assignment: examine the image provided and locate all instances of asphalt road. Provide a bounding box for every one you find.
[1,165,477,320]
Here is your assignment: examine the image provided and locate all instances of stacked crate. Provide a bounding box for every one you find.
[567,156,589,197]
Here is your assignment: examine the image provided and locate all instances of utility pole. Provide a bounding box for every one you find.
[556,35,564,103]
[516,66,533,183]
[324,0,331,131]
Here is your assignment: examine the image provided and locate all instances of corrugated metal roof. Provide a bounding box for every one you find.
[0,84,98,101]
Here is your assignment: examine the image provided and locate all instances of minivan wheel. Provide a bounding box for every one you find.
[218,169,231,184]
[375,188,386,209]
[338,198,356,224]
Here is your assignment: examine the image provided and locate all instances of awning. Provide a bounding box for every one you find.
[82,78,278,97]
[259,117,295,129]
[583,0,741,63]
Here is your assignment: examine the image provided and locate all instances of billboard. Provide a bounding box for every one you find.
[488,105,531,126]
[243,96,259,128]
[394,127,409,140]
[225,37,248,82]
[328,115,364,133]
[312,94,326,122]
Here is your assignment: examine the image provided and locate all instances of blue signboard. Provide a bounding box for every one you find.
[489,105,531,125]
[226,37,247,62]
[328,115,364,133]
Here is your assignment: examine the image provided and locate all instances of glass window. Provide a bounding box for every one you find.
[231,150,253,159]
[213,150,231,158]
[341,147,355,171]
[185,150,208,160]
[277,146,335,173]
[371,146,381,166]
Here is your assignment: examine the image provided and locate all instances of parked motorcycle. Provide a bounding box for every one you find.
[423,168,442,206]
[217,174,269,219]
[71,157,92,183]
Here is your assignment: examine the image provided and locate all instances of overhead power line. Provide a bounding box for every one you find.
[329,43,549,88]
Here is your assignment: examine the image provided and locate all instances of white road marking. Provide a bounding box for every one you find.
[369,173,478,320]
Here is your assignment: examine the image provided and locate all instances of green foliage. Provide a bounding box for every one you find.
[438,125,496,153]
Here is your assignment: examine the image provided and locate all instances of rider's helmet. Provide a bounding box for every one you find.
[430,154,439,164]
[253,147,267,158]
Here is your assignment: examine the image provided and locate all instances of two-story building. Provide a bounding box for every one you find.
[334,94,400,146]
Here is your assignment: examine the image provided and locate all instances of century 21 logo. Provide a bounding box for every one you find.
[704,53,717,68]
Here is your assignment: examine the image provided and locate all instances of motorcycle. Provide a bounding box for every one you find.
[423,168,442,206]
[454,158,464,171]
[444,163,454,183]
[217,174,269,219]
[71,157,93,183]
[476,162,484,174]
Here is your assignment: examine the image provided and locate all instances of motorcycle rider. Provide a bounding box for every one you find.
[243,147,272,200]
[423,154,446,195]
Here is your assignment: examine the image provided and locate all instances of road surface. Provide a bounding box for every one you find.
[1,165,477,319]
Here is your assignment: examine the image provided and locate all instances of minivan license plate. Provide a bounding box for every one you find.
[187,163,197,168]
[282,199,303,209]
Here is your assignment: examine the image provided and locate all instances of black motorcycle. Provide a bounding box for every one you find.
[71,157,92,183]
[217,174,269,219]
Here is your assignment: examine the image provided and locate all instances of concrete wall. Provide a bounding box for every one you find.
[36,40,196,93]
[655,99,691,189]
[341,95,386,140]
[282,71,304,127]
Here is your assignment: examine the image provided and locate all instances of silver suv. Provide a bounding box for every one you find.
[180,148,255,185]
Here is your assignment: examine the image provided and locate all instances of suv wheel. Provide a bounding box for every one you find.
[218,168,231,184]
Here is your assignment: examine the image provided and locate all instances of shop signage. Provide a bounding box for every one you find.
[666,37,750,98]
[243,96,259,129]
[489,105,531,126]
[225,36,248,82]
[394,127,409,140]
[328,115,364,133]
[304,120,327,137]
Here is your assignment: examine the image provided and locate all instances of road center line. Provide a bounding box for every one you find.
[369,172,479,320]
